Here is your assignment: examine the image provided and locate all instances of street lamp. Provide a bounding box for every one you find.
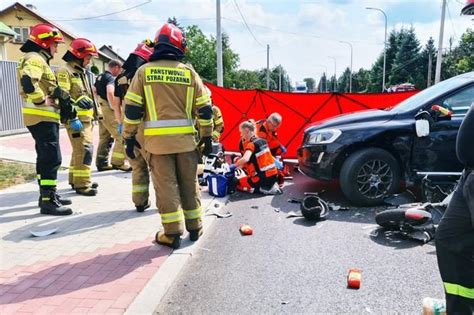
[318,64,328,92]
[366,7,387,92]
[339,40,353,93]
[328,56,337,92]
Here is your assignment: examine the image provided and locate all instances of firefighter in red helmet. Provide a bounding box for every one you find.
[114,40,154,212]
[16,23,73,215]
[56,38,100,196]
[122,23,213,249]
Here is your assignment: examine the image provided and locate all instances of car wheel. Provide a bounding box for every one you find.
[340,148,401,206]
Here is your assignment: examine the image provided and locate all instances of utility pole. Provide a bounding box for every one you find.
[434,0,446,84]
[216,0,223,87]
[427,53,432,87]
[266,44,270,90]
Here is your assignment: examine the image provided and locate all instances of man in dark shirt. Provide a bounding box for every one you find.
[93,59,131,171]
[436,103,474,314]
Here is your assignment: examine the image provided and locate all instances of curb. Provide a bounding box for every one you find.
[125,195,228,314]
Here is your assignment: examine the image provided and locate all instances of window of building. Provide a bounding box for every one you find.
[11,26,30,44]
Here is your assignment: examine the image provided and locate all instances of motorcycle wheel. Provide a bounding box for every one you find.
[375,209,407,229]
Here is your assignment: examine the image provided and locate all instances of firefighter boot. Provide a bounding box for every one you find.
[40,189,73,216]
[38,192,72,207]
[71,182,99,189]
[136,201,150,213]
[75,187,98,196]
[112,164,132,172]
[155,231,181,249]
[189,227,203,242]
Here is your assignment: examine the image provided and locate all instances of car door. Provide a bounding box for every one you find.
[411,84,474,173]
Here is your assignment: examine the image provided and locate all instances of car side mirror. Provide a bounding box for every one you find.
[415,110,431,137]
[415,119,430,137]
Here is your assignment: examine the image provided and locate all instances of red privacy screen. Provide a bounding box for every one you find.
[205,83,418,158]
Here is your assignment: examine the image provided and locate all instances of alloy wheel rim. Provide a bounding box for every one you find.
[356,159,393,199]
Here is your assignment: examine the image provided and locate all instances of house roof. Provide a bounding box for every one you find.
[99,45,125,63]
[0,2,117,61]
[0,21,16,37]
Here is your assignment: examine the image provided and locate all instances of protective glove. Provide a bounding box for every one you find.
[125,136,141,159]
[75,96,93,110]
[274,159,283,170]
[229,164,237,172]
[69,118,83,132]
[117,123,123,135]
[201,136,213,157]
[280,144,287,155]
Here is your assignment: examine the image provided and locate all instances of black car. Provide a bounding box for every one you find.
[297,72,474,206]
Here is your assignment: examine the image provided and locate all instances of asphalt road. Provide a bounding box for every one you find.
[155,171,444,314]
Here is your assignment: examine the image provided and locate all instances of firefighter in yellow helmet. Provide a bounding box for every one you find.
[16,23,72,215]
[114,41,154,212]
[122,23,213,249]
[56,38,100,196]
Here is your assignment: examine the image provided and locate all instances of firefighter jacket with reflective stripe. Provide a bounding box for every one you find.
[56,62,97,123]
[256,119,282,156]
[16,51,60,126]
[212,105,224,141]
[239,136,278,178]
[123,60,213,155]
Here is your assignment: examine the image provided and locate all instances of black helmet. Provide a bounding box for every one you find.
[300,195,329,221]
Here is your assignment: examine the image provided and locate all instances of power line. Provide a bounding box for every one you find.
[232,0,265,47]
[44,0,152,21]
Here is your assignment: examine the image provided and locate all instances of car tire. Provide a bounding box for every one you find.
[340,148,401,206]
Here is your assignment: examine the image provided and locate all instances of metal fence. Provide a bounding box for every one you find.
[0,61,26,136]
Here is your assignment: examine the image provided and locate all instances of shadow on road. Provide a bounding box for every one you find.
[3,210,154,243]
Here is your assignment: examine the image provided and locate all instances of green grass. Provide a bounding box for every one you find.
[0,159,37,189]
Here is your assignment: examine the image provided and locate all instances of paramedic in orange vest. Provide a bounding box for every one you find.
[256,112,286,156]
[231,120,281,195]
[122,23,213,249]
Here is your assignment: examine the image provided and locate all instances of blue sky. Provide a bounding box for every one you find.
[1,0,471,83]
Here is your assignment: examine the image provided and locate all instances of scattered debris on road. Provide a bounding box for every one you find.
[240,224,253,235]
[347,268,362,289]
[30,227,58,237]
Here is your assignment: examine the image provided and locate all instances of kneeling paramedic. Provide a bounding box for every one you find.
[229,120,281,195]
[114,41,154,212]
[16,23,72,215]
[122,23,213,249]
[56,38,100,196]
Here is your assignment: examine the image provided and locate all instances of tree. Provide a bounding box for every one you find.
[389,27,421,86]
[303,77,316,92]
[352,68,370,93]
[317,73,328,92]
[337,67,351,92]
[419,37,436,88]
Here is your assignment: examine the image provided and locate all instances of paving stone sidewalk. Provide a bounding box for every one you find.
[0,129,223,314]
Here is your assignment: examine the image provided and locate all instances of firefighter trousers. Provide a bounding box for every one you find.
[148,150,202,235]
[67,121,94,189]
[129,143,150,207]
[435,170,474,314]
[27,122,61,191]
[96,104,126,168]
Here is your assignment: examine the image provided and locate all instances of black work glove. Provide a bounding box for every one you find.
[75,96,93,110]
[201,136,213,157]
[124,136,141,159]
